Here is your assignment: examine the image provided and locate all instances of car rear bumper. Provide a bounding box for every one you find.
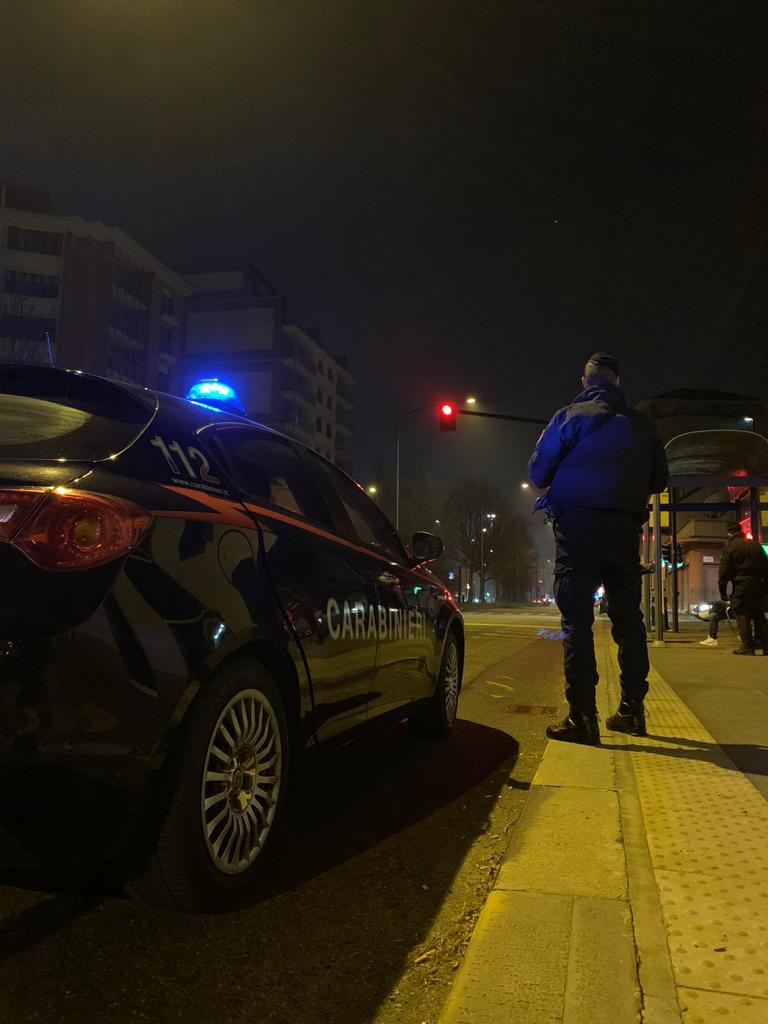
[0,752,153,868]
[0,634,170,867]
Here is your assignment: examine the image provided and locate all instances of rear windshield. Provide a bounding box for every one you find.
[0,365,156,461]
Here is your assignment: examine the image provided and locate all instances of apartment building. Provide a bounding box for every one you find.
[184,260,355,474]
[0,183,191,391]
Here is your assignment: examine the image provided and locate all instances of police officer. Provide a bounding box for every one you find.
[719,522,768,655]
[527,353,668,744]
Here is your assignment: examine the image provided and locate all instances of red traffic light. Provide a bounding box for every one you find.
[439,401,457,431]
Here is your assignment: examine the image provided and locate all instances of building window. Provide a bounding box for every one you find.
[0,313,56,343]
[326,396,332,410]
[316,417,322,433]
[110,307,147,342]
[328,368,334,381]
[160,292,175,317]
[157,369,171,392]
[114,263,147,302]
[6,225,63,255]
[326,424,332,439]
[316,387,322,402]
[318,359,324,374]
[106,346,141,383]
[4,270,60,298]
[160,326,174,354]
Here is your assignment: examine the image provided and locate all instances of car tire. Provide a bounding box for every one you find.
[410,631,461,738]
[126,658,289,913]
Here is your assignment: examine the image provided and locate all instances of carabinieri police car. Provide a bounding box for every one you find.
[0,365,463,911]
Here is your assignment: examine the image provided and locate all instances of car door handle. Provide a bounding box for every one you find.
[378,572,398,585]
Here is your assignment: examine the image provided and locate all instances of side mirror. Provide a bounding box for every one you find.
[412,531,443,563]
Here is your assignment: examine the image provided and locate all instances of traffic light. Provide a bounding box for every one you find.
[439,401,457,431]
[661,542,684,569]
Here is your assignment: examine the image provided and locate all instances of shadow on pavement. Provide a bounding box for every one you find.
[608,735,768,779]
[0,718,519,1024]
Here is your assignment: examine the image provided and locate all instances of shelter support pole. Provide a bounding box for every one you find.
[670,487,679,633]
[642,521,652,628]
[750,487,762,544]
[652,493,665,646]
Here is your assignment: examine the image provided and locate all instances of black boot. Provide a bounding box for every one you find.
[733,647,755,656]
[606,698,647,737]
[546,711,600,746]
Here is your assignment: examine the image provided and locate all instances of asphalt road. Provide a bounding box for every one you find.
[0,608,566,1024]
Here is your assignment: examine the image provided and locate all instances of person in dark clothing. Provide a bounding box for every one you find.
[719,522,768,655]
[698,598,730,647]
[527,352,668,745]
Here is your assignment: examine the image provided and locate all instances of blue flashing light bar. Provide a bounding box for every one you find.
[186,378,245,415]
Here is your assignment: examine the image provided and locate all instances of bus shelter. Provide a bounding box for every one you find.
[646,429,768,643]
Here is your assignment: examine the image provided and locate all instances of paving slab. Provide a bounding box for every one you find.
[496,783,627,900]
[437,890,572,1024]
[563,896,640,1024]
[532,738,616,791]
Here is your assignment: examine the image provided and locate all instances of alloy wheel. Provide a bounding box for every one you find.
[200,689,283,875]
[444,640,460,723]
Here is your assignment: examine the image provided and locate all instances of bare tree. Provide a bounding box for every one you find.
[442,478,537,602]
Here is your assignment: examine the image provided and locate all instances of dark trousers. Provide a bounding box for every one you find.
[731,584,768,649]
[708,601,728,639]
[553,506,649,714]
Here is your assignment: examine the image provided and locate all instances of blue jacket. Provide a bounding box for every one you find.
[527,383,668,516]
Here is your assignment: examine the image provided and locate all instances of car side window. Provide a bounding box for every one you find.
[302,451,406,560]
[207,427,330,524]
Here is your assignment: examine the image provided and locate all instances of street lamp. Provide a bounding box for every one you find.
[395,404,431,530]
[466,396,477,406]
[480,512,496,603]
[743,416,754,430]
[521,482,530,489]
[366,484,378,496]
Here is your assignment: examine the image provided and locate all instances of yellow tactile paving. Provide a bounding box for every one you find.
[597,627,768,1017]
[679,987,768,1024]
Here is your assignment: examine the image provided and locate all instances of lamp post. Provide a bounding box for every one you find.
[395,404,432,531]
[480,512,496,603]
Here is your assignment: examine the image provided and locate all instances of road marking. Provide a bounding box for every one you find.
[466,628,543,636]
[486,681,515,692]
[465,620,555,627]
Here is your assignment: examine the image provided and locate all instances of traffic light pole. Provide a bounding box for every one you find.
[395,428,401,531]
[458,409,548,426]
[670,487,679,633]
[652,493,665,646]
[396,403,432,531]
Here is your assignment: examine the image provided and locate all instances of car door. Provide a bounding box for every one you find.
[203,425,382,744]
[300,452,442,718]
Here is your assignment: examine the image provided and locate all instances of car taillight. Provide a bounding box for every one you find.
[0,489,47,543]
[0,488,151,571]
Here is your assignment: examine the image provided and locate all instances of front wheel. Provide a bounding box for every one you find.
[410,632,461,737]
[126,660,289,913]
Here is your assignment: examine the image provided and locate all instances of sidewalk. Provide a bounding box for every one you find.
[438,621,768,1024]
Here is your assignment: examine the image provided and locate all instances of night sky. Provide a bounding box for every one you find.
[1,1,766,493]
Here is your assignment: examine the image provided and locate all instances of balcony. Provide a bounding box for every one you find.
[282,421,314,445]
[279,336,317,380]
[336,381,354,410]
[335,409,354,434]
[281,385,315,415]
